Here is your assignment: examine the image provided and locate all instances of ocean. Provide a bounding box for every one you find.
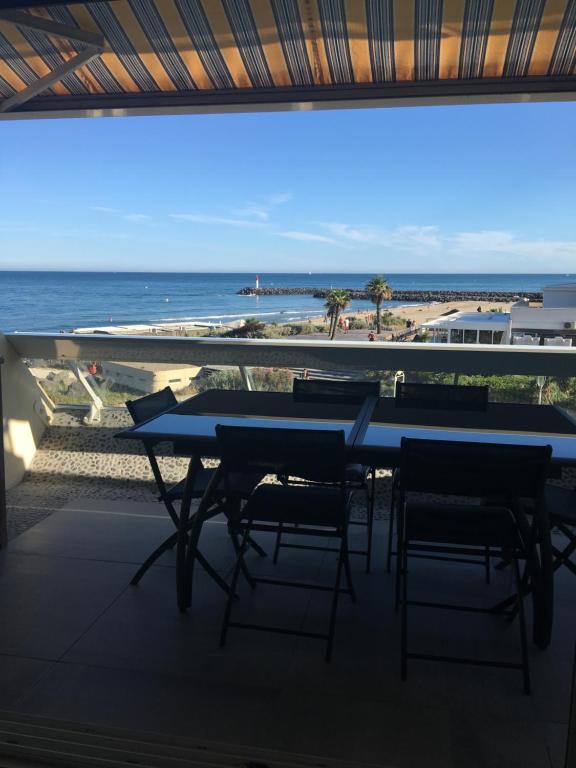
[0,272,573,334]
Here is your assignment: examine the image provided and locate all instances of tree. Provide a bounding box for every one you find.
[324,289,350,340]
[366,276,392,334]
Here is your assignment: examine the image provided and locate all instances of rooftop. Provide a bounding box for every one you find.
[423,311,510,330]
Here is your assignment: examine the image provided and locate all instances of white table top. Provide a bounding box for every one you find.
[361,423,576,463]
[133,413,353,441]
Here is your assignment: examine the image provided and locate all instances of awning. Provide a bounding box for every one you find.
[0,0,575,119]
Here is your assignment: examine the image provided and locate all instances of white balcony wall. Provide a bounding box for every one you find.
[511,306,576,332]
[1,333,51,489]
[542,284,576,308]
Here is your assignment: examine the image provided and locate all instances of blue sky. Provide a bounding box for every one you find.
[1,100,575,273]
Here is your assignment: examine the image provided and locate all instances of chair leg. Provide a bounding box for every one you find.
[326,536,345,663]
[230,528,256,590]
[342,530,356,603]
[512,553,531,695]
[485,545,491,585]
[401,541,408,681]
[246,534,267,558]
[387,479,397,573]
[131,531,178,585]
[273,523,283,564]
[220,524,251,648]
[394,508,403,613]
[366,468,376,574]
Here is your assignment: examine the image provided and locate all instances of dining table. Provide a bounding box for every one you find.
[117,388,576,645]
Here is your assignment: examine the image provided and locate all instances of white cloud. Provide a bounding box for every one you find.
[170,213,267,228]
[278,231,339,244]
[90,206,120,214]
[231,192,292,221]
[320,222,442,252]
[124,213,152,223]
[274,221,576,270]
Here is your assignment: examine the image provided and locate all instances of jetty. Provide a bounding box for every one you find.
[237,287,543,303]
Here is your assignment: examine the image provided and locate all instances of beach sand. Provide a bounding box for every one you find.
[298,299,514,340]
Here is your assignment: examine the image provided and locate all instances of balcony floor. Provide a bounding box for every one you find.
[0,497,574,768]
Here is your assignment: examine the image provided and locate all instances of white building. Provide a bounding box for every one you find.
[423,283,576,346]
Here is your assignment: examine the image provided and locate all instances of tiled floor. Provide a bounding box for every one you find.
[0,498,574,767]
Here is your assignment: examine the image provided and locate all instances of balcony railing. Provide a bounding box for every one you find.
[3,330,576,539]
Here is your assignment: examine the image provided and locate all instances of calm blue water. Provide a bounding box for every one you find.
[0,272,573,333]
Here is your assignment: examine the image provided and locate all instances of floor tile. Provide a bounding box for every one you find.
[0,551,133,659]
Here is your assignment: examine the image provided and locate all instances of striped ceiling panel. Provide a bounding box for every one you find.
[0,0,574,116]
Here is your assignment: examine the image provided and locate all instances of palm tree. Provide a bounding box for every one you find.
[366,276,392,334]
[324,289,350,340]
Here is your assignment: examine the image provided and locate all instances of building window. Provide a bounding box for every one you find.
[451,329,464,343]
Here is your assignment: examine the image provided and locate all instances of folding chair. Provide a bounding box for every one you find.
[217,425,355,662]
[396,438,551,693]
[273,378,380,572]
[538,484,576,577]
[126,387,265,588]
[387,382,489,574]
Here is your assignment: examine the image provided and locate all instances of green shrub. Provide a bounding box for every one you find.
[348,316,367,330]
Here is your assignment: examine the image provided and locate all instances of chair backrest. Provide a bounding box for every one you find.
[395,382,488,411]
[126,386,177,426]
[399,437,551,501]
[293,378,380,404]
[216,425,347,485]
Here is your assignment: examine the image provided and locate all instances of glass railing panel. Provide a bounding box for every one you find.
[22,354,576,413]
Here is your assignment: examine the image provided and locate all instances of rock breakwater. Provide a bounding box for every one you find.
[237,287,541,303]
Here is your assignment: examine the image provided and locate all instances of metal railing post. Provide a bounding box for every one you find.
[239,366,253,391]
[0,357,7,548]
[68,362,104,424]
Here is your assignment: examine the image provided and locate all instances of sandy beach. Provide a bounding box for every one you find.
[297,299,515,340]
[73,299,516,339]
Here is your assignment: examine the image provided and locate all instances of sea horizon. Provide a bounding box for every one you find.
[1,271,574,334]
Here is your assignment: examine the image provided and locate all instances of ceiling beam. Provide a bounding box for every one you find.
[2,1,112,8]
[0,10,104,47]
[0,47,100,113]
[0,9,104,114]
[1,75,574,120]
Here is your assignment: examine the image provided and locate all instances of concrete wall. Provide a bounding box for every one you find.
[542,286,576,308]
[1,333,50,490]
[101,361,201,394]
[511,306,576,332]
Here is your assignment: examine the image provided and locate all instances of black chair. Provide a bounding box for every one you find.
[387,382,489,573]
[395,382,489,411]
[396,437,551,693]
[216,425,355,662]
[126,387,265,587]
[273,378,379,572]
[535,484,576,578]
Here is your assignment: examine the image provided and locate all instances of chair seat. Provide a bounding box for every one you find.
[167,468,263,501]
[544,484,576,526]
[345,463,370,484]
[405,502,519,548]
[242,483,349,527]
